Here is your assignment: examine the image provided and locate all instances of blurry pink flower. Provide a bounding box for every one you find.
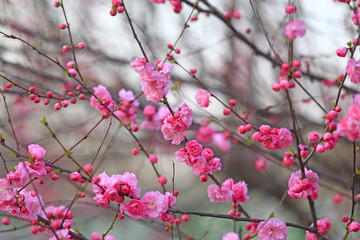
[348,221,360,232]
[195,89,211,107]
[288,168,319,199]
[191,155,208,175]
[252,125,293,150]
[283,20,306,40]
[17,189,44,220]
[170,0,182,13]
[207,184,233,203]
[196,125,215,144]
[305,218,332,239]
[337,94,360,141]
[336,47,348,57]
[316,218,332,234]
[114,88,139,125]
[257,219,288,240]
[120,199,145,220]
[0,178,17,211]
[213,132,231,152]
[346,58,360,84]
[28,144,46,160]
[222,232,239,240]
[352,11,360,26]
[149,0,165,3]
[141,191,168,218]
[175,148,189,163]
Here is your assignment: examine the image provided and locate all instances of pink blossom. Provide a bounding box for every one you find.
[90,85,113,111]
[202,148,214,160]
[161,102,193,145]
[196,125,215,144]
[141,191,168,218]
[175,148,189,163]
[0,178,17,211]
[141,105,162,130]
[48,229,71,240]
[305,218,332,239]
[44,205,73,233]
[257,219,288,240]
[28,144,46,160]
[17,189,44,220]
[7,160,47,187]
[252,125,293,150]
[149,0,165,3]
[170,0,182,13]
[288,168,319,199]
[346,58,360,84]
[131,58,173,103]
[186,140,203,156]
[283,20,306,40]
[114,89,139,125]
[352,11,360,26]
[222,178,249,205]
[213,132,231,152]
[207,184,233,203]
[120,199,145,220]
[191,155,208,175]
[316,218,332,234]
[165,192,176,208]
[348,221,360,232]
[336,47,348,57]
[222,232,239,240]
[196,89,211,107]
[337,94,360,141]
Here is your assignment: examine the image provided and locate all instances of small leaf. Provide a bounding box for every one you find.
[40,116,47,124]
[53,169,60,173]
[84,77,89,84]
[8,151,16,156]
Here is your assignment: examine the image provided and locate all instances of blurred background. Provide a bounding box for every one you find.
[0,0,360,239]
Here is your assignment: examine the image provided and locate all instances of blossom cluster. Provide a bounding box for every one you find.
[161,102,193,145]
[7,144,48,187]
[175,140,221,176]
[131,57,173,103]
[288,168,319,200]
[257,218,288,240]
[305,218,332,239]
[141,105,170,131]
[337,94,360,142]
[92,171,175,221]
[207,178,249,206]
[90,85,139,124]
[252,125,293,150]
[197,125,232,152]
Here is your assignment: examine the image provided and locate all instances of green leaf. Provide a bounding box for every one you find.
[84,77,89,84]
[356,146,359,152]
[64,151,69,157]
[53,169,60,173]
[8,151,16,156]
[347,41,352,48]
[40,115,47,124]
